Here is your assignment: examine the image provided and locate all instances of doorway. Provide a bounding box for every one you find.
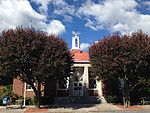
[73,81,83,96]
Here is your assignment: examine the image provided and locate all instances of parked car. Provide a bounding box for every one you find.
[2,96,10,106]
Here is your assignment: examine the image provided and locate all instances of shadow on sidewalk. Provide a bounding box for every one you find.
[45,103,101,110]
[46,96,102,110]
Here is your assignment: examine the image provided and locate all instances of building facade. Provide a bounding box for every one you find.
[13,32,103,101]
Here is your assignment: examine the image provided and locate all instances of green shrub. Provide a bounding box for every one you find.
[0,89,3,105]
[0,89,3,99]
[17,96,36,105]
[18,96,23,100]
[0,85,18,105]
[27,96,36,105]
[105,95,118,103]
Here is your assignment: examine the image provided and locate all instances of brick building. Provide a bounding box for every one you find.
[13,32,103,102]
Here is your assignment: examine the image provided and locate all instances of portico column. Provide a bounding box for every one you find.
[97,80,103,96]
[83,66,89,96]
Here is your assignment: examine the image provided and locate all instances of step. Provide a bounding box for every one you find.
[54,96,103,105]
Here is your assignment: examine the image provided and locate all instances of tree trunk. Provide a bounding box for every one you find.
[126,90,130,107]
[124,76,130,108]
[123,90,126,108]
[30,81,42,108]
[35,81,41,108]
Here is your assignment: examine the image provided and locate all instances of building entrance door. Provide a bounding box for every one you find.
[73,81,83,96]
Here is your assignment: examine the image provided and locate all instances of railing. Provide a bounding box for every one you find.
[141,97,150,105]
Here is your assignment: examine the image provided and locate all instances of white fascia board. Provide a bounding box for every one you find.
[74,60,90,63]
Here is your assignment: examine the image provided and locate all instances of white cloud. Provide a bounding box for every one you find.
[80,43,90,51]
[63,15,73,22]
[143,1,150,10]
[46,20,65,35]
[85,19,97,31]
[32,0,75,16]
[32,0,75,25]
[0,0,65,35]
[143,1,150,6]
[31,0,52,14]
[0,0,45,31]
[112,23,129,32]
[52,1,76,17]
[78,0,150,34]
[85,19,102,31]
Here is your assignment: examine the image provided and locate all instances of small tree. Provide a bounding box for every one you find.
[0,27,73,107]
[90,31,150,107]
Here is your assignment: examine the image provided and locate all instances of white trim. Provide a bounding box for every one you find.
[26,83,35,91]
[73,64,91,68]
[72,32,80,49]
[26,89,33,91]
[57,77,69,90]
[89,88,98,90]
[74,60,90,63]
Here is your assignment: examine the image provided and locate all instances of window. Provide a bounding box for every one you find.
[26,83,33,91]
[89,78,97,89]
[57,78,69,90]
[58,81,67,89]
[73,67,84,81]
[75,38,78,47]
[88,67,97,89]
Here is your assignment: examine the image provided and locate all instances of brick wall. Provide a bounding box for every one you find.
[26,90,35,97]
[13,78,34,97]
[13,78,24,96]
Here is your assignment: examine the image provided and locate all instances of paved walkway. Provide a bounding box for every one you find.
[46,103,121,113]
[0,104,150,113]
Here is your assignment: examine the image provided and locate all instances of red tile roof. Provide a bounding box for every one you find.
[71,49,89,61]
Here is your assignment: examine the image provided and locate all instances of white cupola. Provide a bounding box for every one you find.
[72,31,80,50]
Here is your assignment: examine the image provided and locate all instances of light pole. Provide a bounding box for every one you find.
[23,82,26,108]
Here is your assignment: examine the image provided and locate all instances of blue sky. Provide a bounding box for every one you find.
[0,0,150,51]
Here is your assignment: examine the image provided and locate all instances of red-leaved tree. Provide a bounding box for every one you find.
[0,27,73,107]
[90,31,150,107]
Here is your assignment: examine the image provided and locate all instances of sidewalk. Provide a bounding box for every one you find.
[24,103,122,113]
[0,106,26,113]
[141,105,150,111]
[24,104,150,113]
[0,103,150,113]
[116,104,143,111]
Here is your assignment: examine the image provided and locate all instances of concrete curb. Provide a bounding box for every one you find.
[0,104,150,113]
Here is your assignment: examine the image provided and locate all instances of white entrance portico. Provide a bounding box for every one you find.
[70,62,90,96]
[56,31,103,98]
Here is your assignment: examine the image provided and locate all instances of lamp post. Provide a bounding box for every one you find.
[23,82,26,108]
